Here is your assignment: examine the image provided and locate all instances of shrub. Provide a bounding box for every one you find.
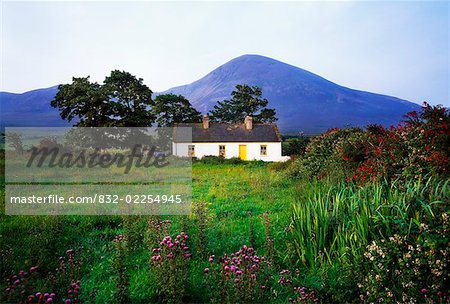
[282,136,311,157]
[290,128,364,180]
[288,103,450,183]
[5,132,24,154]
[195,156,245,165]
[358,212,450,303]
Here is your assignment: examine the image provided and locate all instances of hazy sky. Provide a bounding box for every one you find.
[1,1,449,106]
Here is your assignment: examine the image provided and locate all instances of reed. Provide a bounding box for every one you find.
[290,177,448,268]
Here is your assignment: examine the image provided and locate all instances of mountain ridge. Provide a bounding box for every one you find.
[160,54,419,133]
[1,54,420,133]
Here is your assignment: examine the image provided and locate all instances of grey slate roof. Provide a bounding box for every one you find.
[173,123,282,143]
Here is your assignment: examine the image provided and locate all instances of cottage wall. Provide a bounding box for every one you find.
[172,142,288,162]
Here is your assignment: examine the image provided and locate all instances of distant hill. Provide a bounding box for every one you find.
[0,86,67,128]
[162,54,420,134]
[1,55,420,134]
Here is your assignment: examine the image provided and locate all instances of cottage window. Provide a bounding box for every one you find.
[188,145,195,157]
[219,145,226,157]
[260,145,267,156]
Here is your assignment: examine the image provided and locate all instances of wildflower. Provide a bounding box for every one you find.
[203,268,209,273]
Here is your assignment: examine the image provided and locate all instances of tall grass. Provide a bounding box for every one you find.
[291,177,449,268]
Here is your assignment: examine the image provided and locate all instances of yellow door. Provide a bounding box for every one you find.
[239,145,247,160]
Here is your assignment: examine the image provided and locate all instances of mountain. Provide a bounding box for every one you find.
[1,55,420,133]
[0,86,68,128]
[162,55,420,134]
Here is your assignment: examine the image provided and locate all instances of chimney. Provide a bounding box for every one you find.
[244,116,253,130]
[202,115,209,129]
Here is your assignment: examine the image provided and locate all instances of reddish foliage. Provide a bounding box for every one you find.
[344,103,449,183]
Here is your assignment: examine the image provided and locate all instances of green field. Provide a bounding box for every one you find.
[1,158,449,303]
[1,162,301,303]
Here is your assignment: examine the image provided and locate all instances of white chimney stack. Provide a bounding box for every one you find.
[202,115,209,129]
[244,116,253,130]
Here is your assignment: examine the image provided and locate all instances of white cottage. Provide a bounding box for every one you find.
[172,116,289,162]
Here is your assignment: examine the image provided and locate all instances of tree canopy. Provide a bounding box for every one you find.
[209,84,277,123]
[51,70,155,127]
[153,94,202,127]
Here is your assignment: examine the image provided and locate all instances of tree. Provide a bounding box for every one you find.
[5,132,24,154]
[209,84,277,123]
[51,70,154,127]
[51,77,113,127]
[152,94,202,127]
[103,70,155,127]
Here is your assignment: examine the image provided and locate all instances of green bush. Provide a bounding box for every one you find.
[287,127,364,180]
[358,212,450,303]
[282,136,311,156]
[194,156,245,165]
[287,103,450,183]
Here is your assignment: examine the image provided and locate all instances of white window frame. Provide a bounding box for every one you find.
[260,144,267,156]
[219,145,226,157]
[188,145,195,157]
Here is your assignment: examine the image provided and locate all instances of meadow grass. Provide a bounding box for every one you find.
[1,158,448,303]
[0,162,300,302]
